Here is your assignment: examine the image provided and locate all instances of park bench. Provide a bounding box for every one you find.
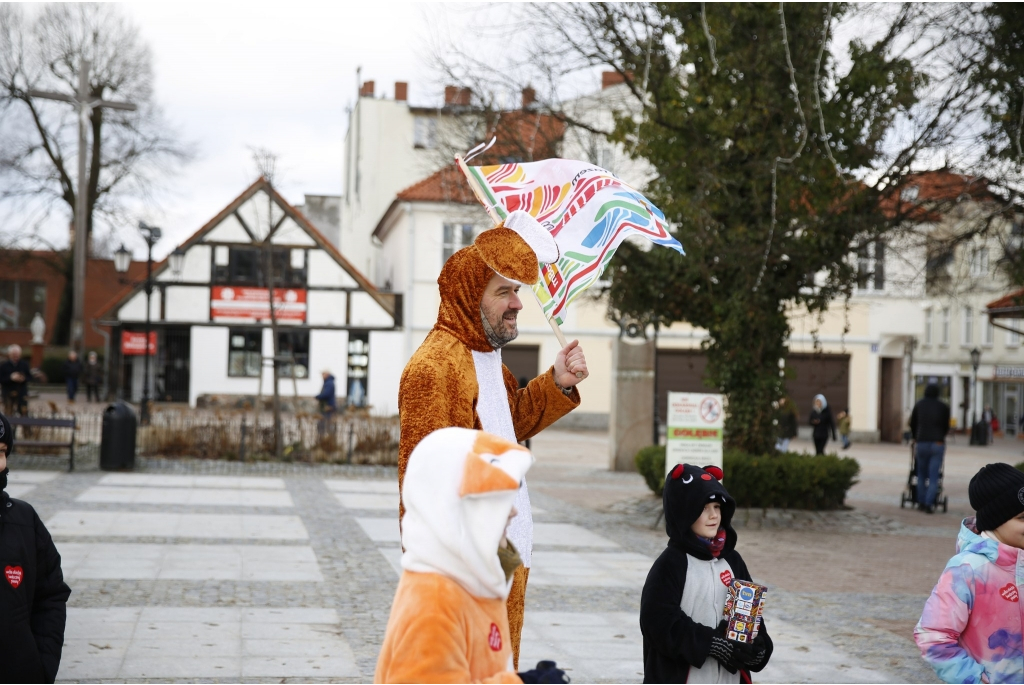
[8,416,76,472]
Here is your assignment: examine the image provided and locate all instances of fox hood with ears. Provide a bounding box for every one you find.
[401,427,534,599]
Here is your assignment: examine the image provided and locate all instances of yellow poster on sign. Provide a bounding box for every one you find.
[665,392,725,476]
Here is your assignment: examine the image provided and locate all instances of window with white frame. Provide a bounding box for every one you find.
[941,307,950,345]
[1009,326,1021,348]
[413,116,437,149]
[442,223,476,263]
[984,316,994,346]
[924,308,933,345]
[857,241,885,291]
[963,306,974,345]
[971,247,990,278]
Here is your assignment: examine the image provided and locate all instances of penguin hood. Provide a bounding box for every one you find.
[663,463,737,558]
[401,427,534,599]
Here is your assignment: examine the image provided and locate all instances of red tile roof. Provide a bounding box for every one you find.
[987,288,1024,314]
[396,164,477,204]
[881,169,999,221]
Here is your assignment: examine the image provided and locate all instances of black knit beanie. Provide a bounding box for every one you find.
[969,463,1024,531]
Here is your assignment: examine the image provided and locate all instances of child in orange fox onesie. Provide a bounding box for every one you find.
[375,428,568,684]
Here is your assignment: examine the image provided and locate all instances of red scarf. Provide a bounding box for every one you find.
[699,528,726,558]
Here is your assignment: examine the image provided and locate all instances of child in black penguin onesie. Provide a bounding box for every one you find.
[640,463,773,684]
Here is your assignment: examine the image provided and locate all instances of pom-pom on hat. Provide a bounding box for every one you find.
[969,463,1024,531]
[473,210,559,285]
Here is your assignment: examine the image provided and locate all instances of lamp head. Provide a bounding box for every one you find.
[971,347,981,371]
[113,244,131,273]
[169,247,186,279]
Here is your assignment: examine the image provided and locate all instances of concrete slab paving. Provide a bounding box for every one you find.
[99,473,286,489]
[529,551,653,588]
[62,607,358,681]
[534,522,620,548]
[324,477,398,494]
[60,543,323,581]
[334,492,396,510]
[47,511,309,539]
[355,516,401,543]
[76,485,294,507]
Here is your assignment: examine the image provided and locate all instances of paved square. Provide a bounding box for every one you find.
[60,543,323,581]
[61,607,358,680]
[47,511,309,540]
[99,474,287,489]
[76,485,294,507]
[334,492,396,510]
[325,478,398,494]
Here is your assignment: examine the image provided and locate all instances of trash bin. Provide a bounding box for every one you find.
[100,401,137,470]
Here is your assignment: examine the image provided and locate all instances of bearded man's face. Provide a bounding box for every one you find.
[480,273,523,349]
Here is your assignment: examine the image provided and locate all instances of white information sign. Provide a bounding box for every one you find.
[665,391,725,475]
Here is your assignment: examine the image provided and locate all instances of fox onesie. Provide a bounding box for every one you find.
[397,210,580,667]
[377,428,531,683]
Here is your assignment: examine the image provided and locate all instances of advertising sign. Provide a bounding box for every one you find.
[122,331,157,355]
[210,286,306,323]
[666,391,725,475]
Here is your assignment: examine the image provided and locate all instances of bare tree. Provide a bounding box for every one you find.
[0,3,191,247]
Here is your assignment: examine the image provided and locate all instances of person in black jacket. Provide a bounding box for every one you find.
[0,411,72,683]
[62,350,82,403]
[0,344,31,417]
[809,394,837,455]
[640,463,772,683]
[909,383,951,514]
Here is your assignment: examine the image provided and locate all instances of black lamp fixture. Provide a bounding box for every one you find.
[113,244,131,274]
[971,347,981,372]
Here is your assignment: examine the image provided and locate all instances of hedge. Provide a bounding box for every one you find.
[635,445,860,510]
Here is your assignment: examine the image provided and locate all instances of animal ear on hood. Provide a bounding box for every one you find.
[669,463,686,480]
[702,465,724,481]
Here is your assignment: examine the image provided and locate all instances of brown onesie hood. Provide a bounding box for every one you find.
[434,211,559,353]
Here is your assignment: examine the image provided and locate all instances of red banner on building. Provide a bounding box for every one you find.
[210,286,307,323]
[122,331,157,355]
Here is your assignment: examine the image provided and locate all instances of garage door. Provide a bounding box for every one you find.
[654,349,850,427]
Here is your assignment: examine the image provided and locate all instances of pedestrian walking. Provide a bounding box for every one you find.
[315,370,337,438]
[0,411,73,683]
[63,350,82,403]
[641,463,773,683]
[837,409,852,450]
[915,463,1024,683]
[774,396,798,453]
[910,383,951,514]
[0,344,31,417]
[84,352,102,403]
[809,394,836,456]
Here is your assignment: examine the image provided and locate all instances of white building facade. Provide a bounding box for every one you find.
[105,178,403,414]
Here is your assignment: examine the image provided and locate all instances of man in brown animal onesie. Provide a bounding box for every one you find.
[397,209,588,668]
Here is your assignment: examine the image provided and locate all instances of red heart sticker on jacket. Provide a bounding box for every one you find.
[1001,583,1019,602]
[488,623,502,651]
[720,570,734,587]
[5,566,23,589]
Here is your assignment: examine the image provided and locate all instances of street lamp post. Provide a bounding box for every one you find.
[970,347,982,445]
[114,223,162,425]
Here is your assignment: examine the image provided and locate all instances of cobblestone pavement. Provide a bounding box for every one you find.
[10,429,1010,683]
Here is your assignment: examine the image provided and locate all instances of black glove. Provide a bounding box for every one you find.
[735,630,769,670]
[518,660,570,684]
[707,621,738,674]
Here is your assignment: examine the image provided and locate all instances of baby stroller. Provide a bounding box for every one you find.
[900,442,949,512]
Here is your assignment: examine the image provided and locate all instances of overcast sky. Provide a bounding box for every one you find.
[116,1,452,258]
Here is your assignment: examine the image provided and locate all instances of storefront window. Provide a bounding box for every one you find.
[277,330,309,379]
[915,375,952,404]
[0,281,46,329]
[347,333,369,407]
[228,329,262,377]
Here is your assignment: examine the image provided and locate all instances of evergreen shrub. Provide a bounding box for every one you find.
[634,445,860,510]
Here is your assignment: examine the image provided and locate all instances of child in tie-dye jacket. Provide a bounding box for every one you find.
[915,463,1024,684]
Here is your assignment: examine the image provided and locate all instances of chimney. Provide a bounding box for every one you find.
[602,71,626,89]
[394,81,408,102]
[359,80,375,97]
[521,86,536,108]
[444,85,471,107]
